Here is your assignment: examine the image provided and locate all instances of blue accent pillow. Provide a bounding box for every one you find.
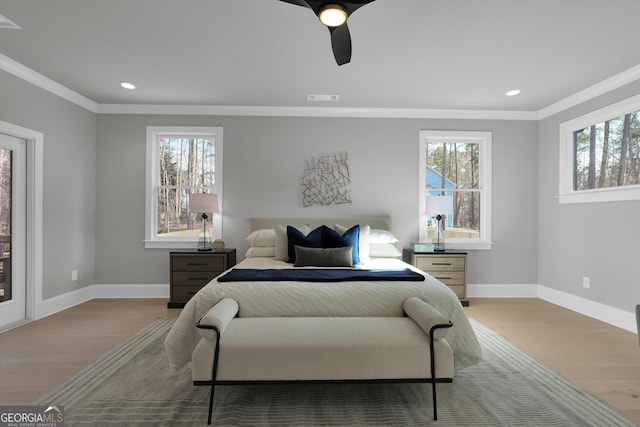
[323,224,360,265]
[286,225,324,263]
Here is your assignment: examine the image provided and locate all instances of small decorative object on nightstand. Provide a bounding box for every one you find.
[168,248,236,308]
[403,246,468,307]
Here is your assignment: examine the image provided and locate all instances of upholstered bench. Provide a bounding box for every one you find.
[193,297,454,425]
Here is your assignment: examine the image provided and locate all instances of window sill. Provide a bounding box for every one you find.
[443,242,492,250]
[558,185,640,204]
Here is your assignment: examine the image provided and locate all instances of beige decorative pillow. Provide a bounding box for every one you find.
[275,224,310,261]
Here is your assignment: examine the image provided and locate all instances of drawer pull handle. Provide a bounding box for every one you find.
[432,262,452,266]
[436,277,452,280]
[188,277,210,281]
[187,262,209,266]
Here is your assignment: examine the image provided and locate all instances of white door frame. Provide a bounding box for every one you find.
[0,121,43,326]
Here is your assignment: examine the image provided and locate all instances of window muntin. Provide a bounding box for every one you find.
[559,94,640,204]
[419,130,492,250]
[145,127,223,248]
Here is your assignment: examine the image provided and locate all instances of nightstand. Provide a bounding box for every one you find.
[168,249,236,308]
[403,248,469,307]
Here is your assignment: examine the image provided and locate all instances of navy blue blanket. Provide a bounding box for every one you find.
[217,268,425,283]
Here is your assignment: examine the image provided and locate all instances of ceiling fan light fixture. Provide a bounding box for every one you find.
[319,4,348,27]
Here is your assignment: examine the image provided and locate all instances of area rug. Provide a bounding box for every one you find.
[33,318,638,426]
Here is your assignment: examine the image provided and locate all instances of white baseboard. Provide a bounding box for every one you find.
[470,283,638,334]
[467,283,538,298]
[37,284,169,320]
[36,282,638,335]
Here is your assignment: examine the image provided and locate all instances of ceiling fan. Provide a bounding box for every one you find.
[279,0,376,65]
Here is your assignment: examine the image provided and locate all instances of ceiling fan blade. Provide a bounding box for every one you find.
[279,0,310,8]
[329,24,352,66]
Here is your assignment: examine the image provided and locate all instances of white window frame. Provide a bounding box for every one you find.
[559,93,640,204]
[418,130,492,250]
[145,126,223,249]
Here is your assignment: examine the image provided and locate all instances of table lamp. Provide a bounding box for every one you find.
[189,193,219,251]
[426,194,453,251]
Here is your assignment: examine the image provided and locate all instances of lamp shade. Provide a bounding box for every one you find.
[189,193,219,214]
[426,194,453,216]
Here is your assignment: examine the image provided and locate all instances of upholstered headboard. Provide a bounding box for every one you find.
[249,217,392,233]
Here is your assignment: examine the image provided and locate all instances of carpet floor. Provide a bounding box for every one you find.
[33,318,639,426]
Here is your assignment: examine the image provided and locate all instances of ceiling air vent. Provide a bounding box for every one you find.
[307,94,339,102]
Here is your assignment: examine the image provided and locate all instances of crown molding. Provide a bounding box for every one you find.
[96,103,538,120]
[0,53,98,113]
[537,63,640,120]
[2,53,638,121]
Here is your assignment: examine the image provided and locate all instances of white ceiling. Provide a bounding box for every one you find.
[1,0,639,115]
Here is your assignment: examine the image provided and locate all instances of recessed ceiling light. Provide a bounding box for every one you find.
[120,82,136,90]
[506,89,521,96]
[307,94,339,102]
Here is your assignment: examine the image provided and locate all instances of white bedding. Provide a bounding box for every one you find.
[165,257,482,371]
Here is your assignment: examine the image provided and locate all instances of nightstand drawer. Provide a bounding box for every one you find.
[415,256,465,271]
[172,271,220,287]
[428,271,465,285]
[172,285,206,302]
[172,255,226,272]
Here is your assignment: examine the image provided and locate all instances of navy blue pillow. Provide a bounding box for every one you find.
[323,224,360,265]
[287,225,324,263]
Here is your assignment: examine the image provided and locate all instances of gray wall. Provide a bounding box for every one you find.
[537,81,640,313]
[0,70,97,299]
[95,114,538,287]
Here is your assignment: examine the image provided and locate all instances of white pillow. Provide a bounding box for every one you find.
[245,247,276,258]
[369,243,402,258]
[245,229,276,247]
[275,224,310,261]
[369,229,399,244]
[335,223,371,263]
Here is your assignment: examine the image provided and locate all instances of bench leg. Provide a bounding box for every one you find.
[207,330,222,425]
[207,381,215,425]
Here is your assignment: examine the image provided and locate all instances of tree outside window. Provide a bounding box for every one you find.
[419,131,492,249]
[573,111,639,191]
[145,127,223,248]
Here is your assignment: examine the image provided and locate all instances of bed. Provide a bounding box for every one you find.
[165,217,482,372]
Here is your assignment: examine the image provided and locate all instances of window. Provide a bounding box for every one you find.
[145,126,223,248]
[418,130,492,250]
[559,94,640,204]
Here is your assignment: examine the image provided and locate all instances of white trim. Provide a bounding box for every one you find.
[36,284,169,319]
[538,285,637,334]
[0,53,98,113]
[2,52,639,120]
[418,130,492,249]
[26,281,638,336]
[470,283,638,334]
[145,126,223,249]
[98,104,538,120]
[538,64,640,120]
[0,122,43,321]
[558,93,640,204]
[467,283,539,298]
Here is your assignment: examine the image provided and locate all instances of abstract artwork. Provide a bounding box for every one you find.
[301,151,352,207]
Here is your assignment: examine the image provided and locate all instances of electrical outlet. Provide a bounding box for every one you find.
[72,270,78,281]
[582,276,590,289]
